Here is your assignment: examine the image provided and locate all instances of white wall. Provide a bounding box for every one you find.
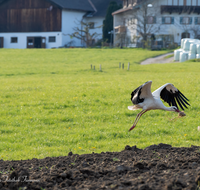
[0,32,62,49]
[113,0,200,46]
[61,9,86,47]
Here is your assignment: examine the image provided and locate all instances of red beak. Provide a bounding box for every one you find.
[175,109,181,113]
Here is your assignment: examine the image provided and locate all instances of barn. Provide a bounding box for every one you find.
[0,0,121,49]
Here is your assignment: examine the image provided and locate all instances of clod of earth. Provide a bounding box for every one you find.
[0,143,200,190]
[179,111,186,117]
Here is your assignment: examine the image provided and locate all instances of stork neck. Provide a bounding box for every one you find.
[162,106,173,111]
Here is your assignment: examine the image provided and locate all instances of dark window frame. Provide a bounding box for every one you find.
[49,36,56,43]
[11,37,18,43]
[162,17,174,24]
[180,17,192,25]
[195,17,200,25]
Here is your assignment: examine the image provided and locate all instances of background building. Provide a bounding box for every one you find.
[112,0,200,48]
[0,0,121,49]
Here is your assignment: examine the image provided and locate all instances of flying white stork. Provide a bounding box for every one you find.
[128,81,190,131]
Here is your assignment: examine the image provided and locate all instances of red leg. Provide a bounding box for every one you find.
[129,110,148,131]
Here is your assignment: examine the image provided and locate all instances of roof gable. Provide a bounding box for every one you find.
[50,0,94,12]
[0,0,95,12]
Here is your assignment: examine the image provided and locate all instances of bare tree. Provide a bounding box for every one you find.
[191,25,200,39]
[68,20,102,47]
[129,0,161,48]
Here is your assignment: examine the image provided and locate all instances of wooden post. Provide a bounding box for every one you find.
[119,62,121,68]
[94,66,95,70]
[91,64,92,69]
[127,62,130,70]
[122,63,124,69]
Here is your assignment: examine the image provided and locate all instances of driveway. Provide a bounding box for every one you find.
[140,52,174,65]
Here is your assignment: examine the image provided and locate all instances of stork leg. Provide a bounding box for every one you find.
[129,110,148,131]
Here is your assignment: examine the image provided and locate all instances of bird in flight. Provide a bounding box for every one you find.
[128,81,190,131]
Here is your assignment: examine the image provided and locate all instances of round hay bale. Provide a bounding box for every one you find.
[188,53,196,60]
[174,49,182,61]
[196,54,200,59]
[189,43,197,54]
[181,38,190,49]
[197,44,200,54]
[179,51,188,62]
[183,40,191,51]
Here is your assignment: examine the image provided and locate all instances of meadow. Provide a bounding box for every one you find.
[0,48,199,161]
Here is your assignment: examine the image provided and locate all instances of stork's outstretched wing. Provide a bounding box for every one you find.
[159,83,190,110]
[131,81,153,105]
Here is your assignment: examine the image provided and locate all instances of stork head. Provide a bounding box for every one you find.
[171,106,181,113]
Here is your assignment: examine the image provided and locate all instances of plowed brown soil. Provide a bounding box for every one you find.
[0,144,200,190]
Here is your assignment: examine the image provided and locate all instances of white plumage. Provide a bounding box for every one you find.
[128,81,190,131]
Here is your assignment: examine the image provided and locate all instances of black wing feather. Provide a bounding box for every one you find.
[160,87,190,110]
[176,96,187,109]
[131,83,146,105]
[175,96,184,110]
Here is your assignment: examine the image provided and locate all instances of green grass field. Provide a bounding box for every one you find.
[0,48,199,161]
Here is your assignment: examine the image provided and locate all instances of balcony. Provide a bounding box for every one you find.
[161,5,200,14]
[114,25,126,33]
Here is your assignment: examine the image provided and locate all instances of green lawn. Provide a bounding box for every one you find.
[0,48,199,161]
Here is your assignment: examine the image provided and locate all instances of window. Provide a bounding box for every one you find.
[180,17,192,24]
[49,36,56,42]
[88,22,94,29]
[11,37,17,43]
[195,17,200,24]
[28,39,33,46]
[147,16,156,24]
[162,17,174,24]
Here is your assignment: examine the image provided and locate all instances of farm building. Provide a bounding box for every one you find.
[112,0,200,48]
[0,0,121,49]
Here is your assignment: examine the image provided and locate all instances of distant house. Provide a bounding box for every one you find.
[0,0,121,49]
[112,0,200,48]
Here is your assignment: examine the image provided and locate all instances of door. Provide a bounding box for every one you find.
[41,37,46,48]
[0,37,3,48]
[27,37,34,48]
[181,32,190,38]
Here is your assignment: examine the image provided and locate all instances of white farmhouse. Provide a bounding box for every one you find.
[0,0,121,49]
[112,0,200,48]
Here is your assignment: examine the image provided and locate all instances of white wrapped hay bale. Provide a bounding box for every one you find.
[179,52,188,62]
[183,40,191,51]
[188,53,196,60]
[174,49,182,61]
[181,38,190,49]
[196,54,200,59]
[197,44,200,54]
[189,43,197,54]
[181,39,185,49]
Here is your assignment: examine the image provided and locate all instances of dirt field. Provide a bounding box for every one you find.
[0,143,200,190]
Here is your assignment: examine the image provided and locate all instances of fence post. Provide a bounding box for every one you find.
[94,66,95,70]
[127,62,130,70]
[100,64,102,71]
[122,63,124,69]
[119,62,121,68]
[91,64,92,69]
